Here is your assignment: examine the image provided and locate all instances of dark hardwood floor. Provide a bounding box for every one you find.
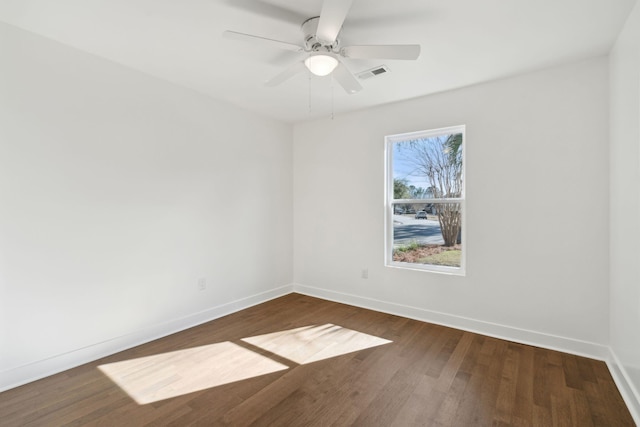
[0,293,634,426]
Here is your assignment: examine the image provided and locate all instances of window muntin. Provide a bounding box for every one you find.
[385,126,465,274]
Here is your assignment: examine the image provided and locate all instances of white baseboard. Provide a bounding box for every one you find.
[0,284,293,393]
[606,349,640,425]
[292,283,610,360]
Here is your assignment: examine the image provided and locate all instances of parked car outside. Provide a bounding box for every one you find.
[415,211,428,219]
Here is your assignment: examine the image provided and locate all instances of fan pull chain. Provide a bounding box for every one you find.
[331,77,335,120]
[308,71,312,114]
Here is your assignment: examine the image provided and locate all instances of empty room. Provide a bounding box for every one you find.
[1,0,639,425]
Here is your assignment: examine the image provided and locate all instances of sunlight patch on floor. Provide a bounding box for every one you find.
[98,341,288,404]
[242,324,393,364]
[98,324,392,405]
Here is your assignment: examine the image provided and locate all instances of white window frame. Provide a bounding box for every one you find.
[384,125,466,275]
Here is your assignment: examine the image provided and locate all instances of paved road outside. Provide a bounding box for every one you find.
[393,214,444,247]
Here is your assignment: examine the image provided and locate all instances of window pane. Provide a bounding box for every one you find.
[392,133,463,200]
[392,202,462,268]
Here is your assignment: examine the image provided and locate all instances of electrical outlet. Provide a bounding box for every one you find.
[197,277,206,291]
[361,268,368,279]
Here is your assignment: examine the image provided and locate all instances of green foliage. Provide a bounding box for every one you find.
[393,240,420,254]
[394,178,410,199]
[444,133,463,167]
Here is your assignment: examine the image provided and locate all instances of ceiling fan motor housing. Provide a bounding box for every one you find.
[302,17,339,53]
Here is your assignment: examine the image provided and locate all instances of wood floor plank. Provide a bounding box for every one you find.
[389,375,444,427]
[0,293,635,426]
[512,344,534,423]
[453,337,507,425]
[493,344,521,425]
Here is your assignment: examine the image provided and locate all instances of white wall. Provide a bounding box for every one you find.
[293,57,610,357]
[0,23,293,390]
[610,0,640,419]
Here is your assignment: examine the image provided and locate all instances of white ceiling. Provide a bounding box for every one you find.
[0,0,636,123]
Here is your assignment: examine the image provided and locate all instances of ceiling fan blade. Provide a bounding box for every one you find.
[332,62,362,94]
[223,30,304,53]
[341,45,421,60]
[223,0,307,26]
[265,61,307,87]
[316,0,353,45]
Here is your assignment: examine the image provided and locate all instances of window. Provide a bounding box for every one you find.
[385,125,465,274]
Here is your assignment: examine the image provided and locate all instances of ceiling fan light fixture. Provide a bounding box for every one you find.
[304,53,338,76]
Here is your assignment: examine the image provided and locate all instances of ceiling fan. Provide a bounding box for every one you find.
[223,0,421,94]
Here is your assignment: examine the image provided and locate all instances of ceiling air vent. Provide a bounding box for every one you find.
[357,65,390,80]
